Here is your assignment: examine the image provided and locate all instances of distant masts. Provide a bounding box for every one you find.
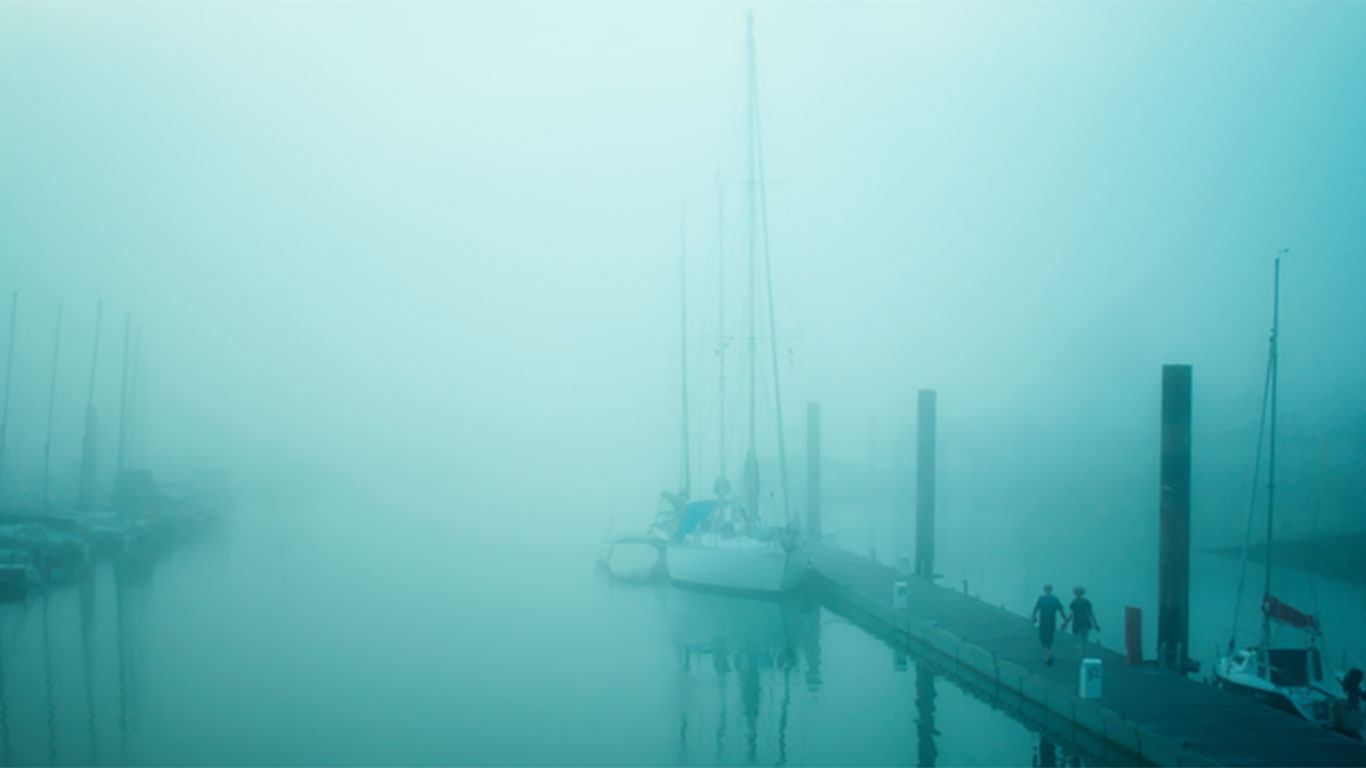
[85,300,102,409]
[714,173,730,498]
[42,304,63,508]
[0,291,16,496]
[679,205,691,500]
[739,11,791,524]
[752,18,792,526]
[742,12,760,520]
[117,311,132,475]
[78,300,103,511]
[127,323,144,473]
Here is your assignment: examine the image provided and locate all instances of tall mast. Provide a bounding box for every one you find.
[715,175,729,495]
[753,27,792,525]
[742,12,760,520]
[78,300,103,511]
[1262,253,1282,640]
[86,300,102,409]
[42,303,63,507]
[0,291,16,495]
[127,323,143,471]
[116,311,132,475]
[679,205,691,500]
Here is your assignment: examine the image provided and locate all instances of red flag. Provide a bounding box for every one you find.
[1262,593,1319,631]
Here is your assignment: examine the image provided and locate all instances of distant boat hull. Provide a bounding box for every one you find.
[0,563,40,601]
[666,538,806,595]
[599,536,666,582]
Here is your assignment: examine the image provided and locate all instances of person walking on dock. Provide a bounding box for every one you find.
[1064,586,1099,653]
[1031,584,1066,666]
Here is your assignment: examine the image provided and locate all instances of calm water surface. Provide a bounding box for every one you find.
[0,494,1106,766]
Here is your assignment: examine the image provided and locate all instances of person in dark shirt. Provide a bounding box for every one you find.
[1031,584,1066,666]
[1064,586,1100,653]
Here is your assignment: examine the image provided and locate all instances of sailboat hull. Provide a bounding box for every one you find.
[1215,669,1318,721]
[598,537,666,582]
[1213,649,1342,729]
[666,539,805,595]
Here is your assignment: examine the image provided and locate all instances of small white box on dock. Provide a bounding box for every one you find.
[892,581,909,609]
[1079,657,1102,699]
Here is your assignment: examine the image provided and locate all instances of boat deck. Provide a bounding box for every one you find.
[809,542,1366,767]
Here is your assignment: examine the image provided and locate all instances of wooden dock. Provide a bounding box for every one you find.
[808,542,1366,767]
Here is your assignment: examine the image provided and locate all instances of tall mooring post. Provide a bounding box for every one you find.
[915,390,937,579]
[1158,364,1192,672]
[806,401,822,540]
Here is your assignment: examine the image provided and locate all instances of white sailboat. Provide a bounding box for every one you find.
[666,13,805,596]
[1212,256,1363,739]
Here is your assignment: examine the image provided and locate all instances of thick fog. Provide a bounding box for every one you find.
[3,1,1363,567]
[3,2,1365,764]
[7,3,1362,541]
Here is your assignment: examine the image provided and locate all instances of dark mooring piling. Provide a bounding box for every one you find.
[1158,364,1192,672]
[915,389,937,580]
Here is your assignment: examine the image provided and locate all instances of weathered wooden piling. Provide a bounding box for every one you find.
[915,390,937,579]
[1158,364,1192,671]
[1124,606,1142,665]
[805,401,821,539]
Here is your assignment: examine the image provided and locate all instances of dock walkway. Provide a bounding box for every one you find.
[809,542,1366,767]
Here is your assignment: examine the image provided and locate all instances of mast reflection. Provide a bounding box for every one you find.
[42,593,57,765]
[1034,735,1057,768]
[79,571,98,762]
[667,590,821,765]
[114,554,152,761]
[0,619,10,765]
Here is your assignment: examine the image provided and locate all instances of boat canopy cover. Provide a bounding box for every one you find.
[1263,593,1319,631]
[676,500,719,541]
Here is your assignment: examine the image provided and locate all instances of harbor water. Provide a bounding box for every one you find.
[0,492,1108,767]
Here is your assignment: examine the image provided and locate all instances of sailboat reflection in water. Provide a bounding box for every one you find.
[668,589,821,766]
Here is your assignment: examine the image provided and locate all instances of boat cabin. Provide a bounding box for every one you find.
[1232,647,1326,687]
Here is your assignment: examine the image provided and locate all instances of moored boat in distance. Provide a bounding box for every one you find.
[598,533,667,582]
[663,13,805,597]
[1212,256,1363,740]
[0,549,41,600]
[1214,634,1342,723]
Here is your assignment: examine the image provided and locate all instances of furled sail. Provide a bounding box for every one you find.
[1262,593,1319,632]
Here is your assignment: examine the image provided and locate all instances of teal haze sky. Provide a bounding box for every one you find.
[2,3,1364,539]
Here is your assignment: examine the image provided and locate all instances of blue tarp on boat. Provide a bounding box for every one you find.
[675,500,719,541]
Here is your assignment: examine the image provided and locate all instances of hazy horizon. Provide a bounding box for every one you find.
[3,2,1364,542]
